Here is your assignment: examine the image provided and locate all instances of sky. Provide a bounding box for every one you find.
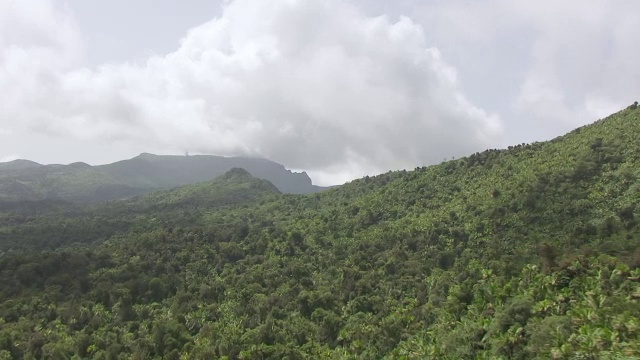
[1,0,639,185]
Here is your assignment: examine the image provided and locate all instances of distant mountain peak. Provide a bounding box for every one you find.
[0,153,327,203]
[220,167,254,180]
[134,153,160,161]
[0,159,42,171]
[68,162,91,169]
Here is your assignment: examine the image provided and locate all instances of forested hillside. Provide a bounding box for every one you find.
[1,107,640,359]
[0,154,324,204]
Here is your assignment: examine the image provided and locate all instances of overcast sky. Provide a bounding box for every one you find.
[1,0,638,185]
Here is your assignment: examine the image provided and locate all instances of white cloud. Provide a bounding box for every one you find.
[0,0,501,185]
[511,1,639,125]
[401,0,640,137]
[0,154,20,163]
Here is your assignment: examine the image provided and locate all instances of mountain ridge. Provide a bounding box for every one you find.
[0,107,639,358]
[0,154,326,203]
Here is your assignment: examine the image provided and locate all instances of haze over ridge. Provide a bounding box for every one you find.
[1,0,638,185]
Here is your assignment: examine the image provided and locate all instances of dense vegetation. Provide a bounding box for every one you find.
[1,107,640,359]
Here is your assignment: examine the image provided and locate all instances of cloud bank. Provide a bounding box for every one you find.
[0,0,501,184]
[403,0,640,137]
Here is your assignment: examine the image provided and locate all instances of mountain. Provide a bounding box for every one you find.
[99,153,321,194]
[0,168,281,251]
[0,154,325,203]
[0,159,41,171]
[103,166,281,218]
[0,106,639,359]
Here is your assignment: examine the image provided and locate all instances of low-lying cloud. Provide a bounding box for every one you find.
[0,0,501,185]
[401,0,640,140]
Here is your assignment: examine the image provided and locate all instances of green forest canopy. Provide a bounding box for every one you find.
[0,106,640,359]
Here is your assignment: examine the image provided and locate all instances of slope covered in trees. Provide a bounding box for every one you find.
[0,107,640,359]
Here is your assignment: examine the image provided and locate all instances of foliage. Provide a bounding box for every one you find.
[0,107,639,358]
